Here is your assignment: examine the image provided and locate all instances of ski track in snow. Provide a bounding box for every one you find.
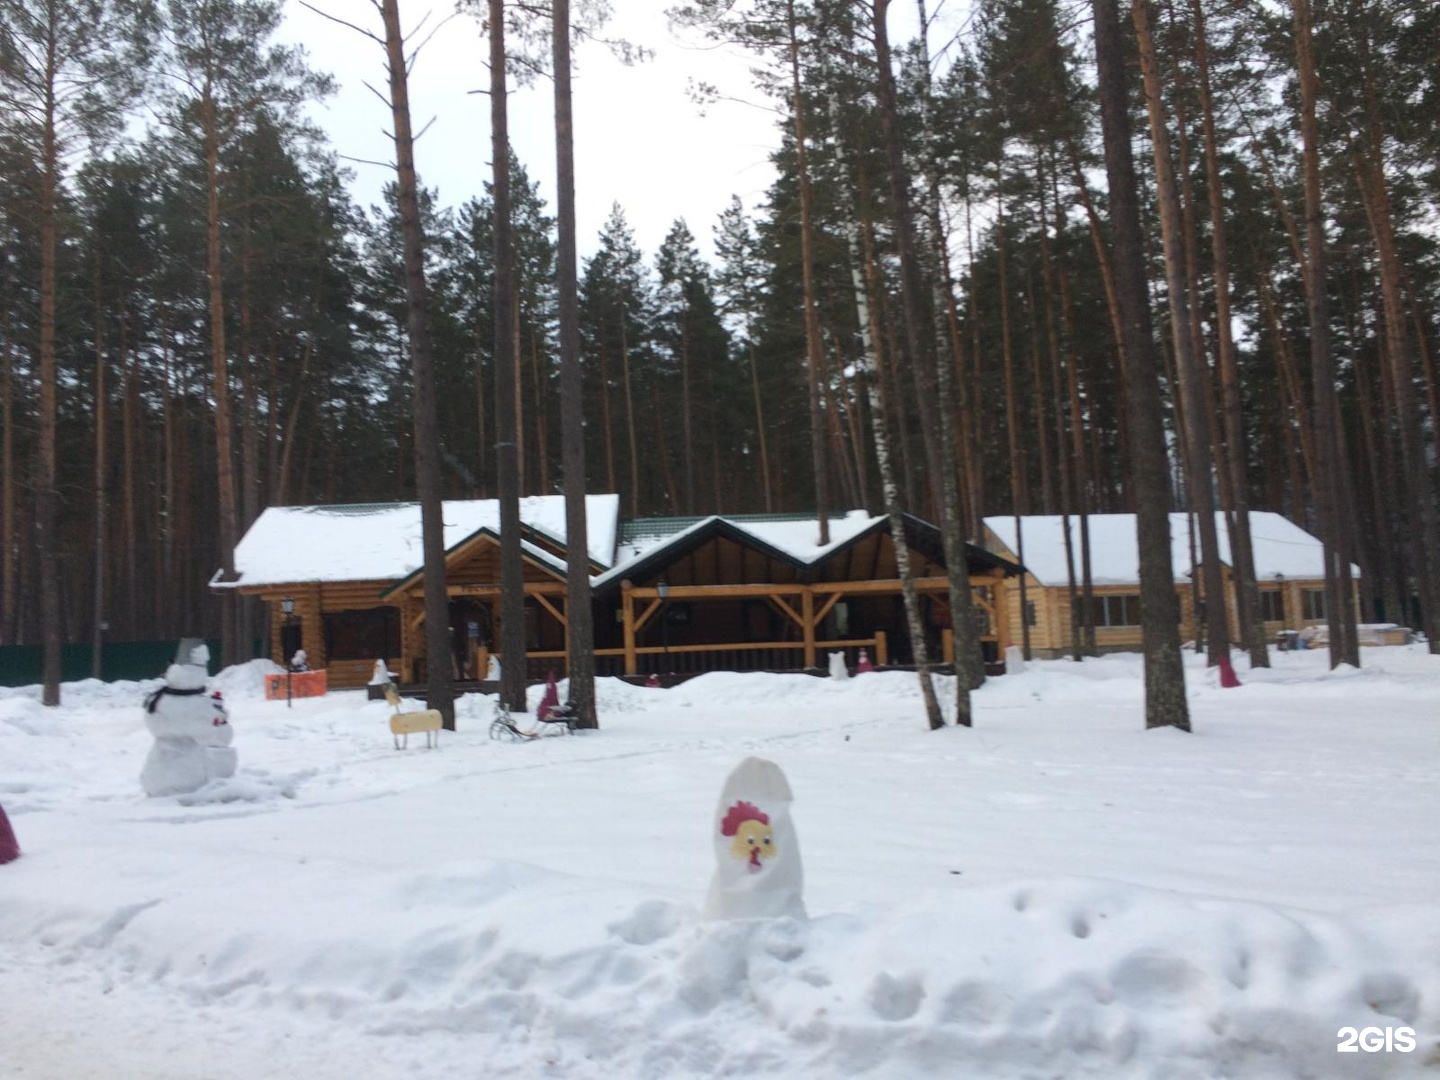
[1,651,1439,1078]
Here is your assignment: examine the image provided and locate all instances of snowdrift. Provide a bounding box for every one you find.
[1,650,1437,1078]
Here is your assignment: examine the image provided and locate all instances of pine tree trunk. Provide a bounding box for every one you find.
[875,0,978,720]
[652,385,679,508]
[1038,158,1080,660]
[996,186,1032,660]
[841,345,871,510]
[383,0,456,724]
[1027,274,1056,515]
[1412,298,1440,474]
[276,336,314,506]
[787,0,828,544]
[822,342,860,510]
[1131,0,1229,666]
[747,340,774,511]
[837,111,943,732]
[1354,150,1440,652]
[1093,0,1189,729]
[35,35,64,702]
[553,0,596,727]
[1192,0,1266,666]
[996,188,1026,525]
[92,266,106,679]
[236,301,260,658]
[963,198,987,539]
[1352,340,1403,622]
[1,312,14,646]
[123,315,136,636]
[161,317,175,636]
[622,319,640,514]
[485,0,528,711]
[474,334,487,493]
[1293,0,1361,668]
[1068,140,1127,376]
[513,293,525,497]
[598,328,617,496]
[1055,229,1097,655]
[201,90,241,668]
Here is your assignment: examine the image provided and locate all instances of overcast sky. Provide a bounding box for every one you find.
[283,1,787,263]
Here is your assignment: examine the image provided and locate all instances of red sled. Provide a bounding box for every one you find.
[0,802,19,864]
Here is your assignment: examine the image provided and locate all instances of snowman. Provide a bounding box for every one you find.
[140,640,237,797]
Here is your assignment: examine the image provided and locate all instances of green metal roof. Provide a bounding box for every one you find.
[617,512,849,545]
[288,501,413,515]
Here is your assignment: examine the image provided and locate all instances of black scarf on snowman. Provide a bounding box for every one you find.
[143,684,208,713]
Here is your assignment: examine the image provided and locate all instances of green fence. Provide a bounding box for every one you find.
[0,639,248,688]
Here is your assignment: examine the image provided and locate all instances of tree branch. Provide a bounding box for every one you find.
[296,1,386,45]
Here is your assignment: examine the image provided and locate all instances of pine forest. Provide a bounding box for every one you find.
[2,0,1438,703]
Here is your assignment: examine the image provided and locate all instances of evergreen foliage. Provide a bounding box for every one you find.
[2,0,1439,704]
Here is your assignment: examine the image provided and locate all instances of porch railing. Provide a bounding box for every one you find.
[521,633,889,681]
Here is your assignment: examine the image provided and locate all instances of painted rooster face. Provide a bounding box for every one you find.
[721,800,776,870]
[731,819,775,865]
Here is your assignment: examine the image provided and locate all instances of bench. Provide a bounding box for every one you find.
[383,682,441,750]
[389,710,442,750]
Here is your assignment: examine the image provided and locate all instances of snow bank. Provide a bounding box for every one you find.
[0,648,1437,1078]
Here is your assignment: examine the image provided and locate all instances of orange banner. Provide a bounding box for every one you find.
[264,670,329,701]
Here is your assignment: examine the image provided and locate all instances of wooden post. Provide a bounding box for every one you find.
[563,596,571,671]
[942,627,955,665]
[303,585,325,669]
[993,573,1011,652]
[622,579,637,675]
[801,586,816,669]
[269,600,284,666]
[401,597,424,682]
[875,629,888,666]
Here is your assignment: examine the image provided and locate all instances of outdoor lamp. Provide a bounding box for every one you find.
[281,597,296,708]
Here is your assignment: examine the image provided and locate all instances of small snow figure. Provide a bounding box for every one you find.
[1004,643,1028,673]
[486,654,502,681]
[828,651,849,679]
[205,691,238,779]
[368,658,394,685]
[0,802,19,864]
[290,648,309,672]
[703,756,805,921]
[140,639,237,797]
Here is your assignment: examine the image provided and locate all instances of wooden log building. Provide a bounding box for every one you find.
[216,496,1020,689]
[982,512,1369,657]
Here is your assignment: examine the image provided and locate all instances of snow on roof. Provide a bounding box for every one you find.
[599,510,882,587]
[228,494,620,588]
[982,512,1353,587]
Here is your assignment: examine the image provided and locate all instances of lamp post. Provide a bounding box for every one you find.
[281,596,295,708]
[657,580,670,677]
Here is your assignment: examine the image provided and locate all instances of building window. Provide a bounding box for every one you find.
[323,607,401,661]
[1024,600,1037,627]
[1302,588,1326,620]
[1260,590,1285,622]
[1087,594,1142,627]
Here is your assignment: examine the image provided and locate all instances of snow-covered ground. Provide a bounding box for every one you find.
[1,649,1437,1079]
